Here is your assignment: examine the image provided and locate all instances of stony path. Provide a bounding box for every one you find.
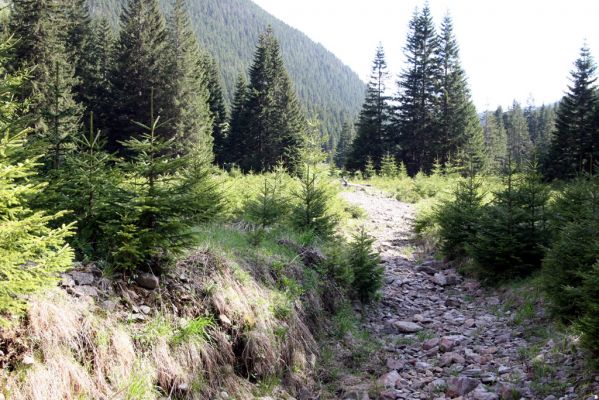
[340,186,572,400]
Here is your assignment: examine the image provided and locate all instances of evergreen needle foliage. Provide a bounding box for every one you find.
[380,153,399,178]
[436,167,484,260]
[0,40,74,323]
[245,164,289,229]
[291,164,336,239]
[349,227,382,303]
[467,162,549,282]
[579,262,599,363]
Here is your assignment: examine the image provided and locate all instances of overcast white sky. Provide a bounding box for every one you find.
[251,0,599,111]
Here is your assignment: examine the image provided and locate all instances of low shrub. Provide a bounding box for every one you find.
[349,227,382,303]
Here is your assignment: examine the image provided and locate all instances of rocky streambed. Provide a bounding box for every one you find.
[340,186,597,400]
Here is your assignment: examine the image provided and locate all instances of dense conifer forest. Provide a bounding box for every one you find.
[1,0,599,399]
[88,0,365,144]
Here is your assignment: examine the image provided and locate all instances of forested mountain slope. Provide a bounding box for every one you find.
[88,0,364,139]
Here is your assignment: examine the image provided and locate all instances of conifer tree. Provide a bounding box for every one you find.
[46,115,122,258]
[166,0,213,157]
[334,121,355,169]
[364,156,376,179]
[109,0,171,150]
[394,6,441,174]
[435,14,484,167]
[65,0,92,81]
[469,161,549,282]
[350,227,382,303]
[380,153,398,178]
[0,40,73,324]
[112,94,191,271]
[200,53,228,164]
[9,0,83,167]
[224,74,249,165]
[76,18,115,131]
[346,45,393,171]
[291,164,336,238]
[436,164,484,260]
[482,109,508,173]
[534,104,556,160]
[547,46,598,179]
[229,26,306,171]
[505,101,533,167]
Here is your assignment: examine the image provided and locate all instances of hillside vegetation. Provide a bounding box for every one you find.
[88,0,364,141]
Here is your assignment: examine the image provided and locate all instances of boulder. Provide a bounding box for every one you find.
[432,272,447,286]
[439,337,455,352]
[378,370,400,388]
[446,376,479,397]
[439,352,465,367]
[70,271,95,286]
[394,321,423,333]
[423,338,440,350]
[136,273,159,290]
[496,382,519,400]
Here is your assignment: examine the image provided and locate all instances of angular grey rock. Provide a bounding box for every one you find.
[101,300,118,312]
[431,272,447,286]
[439,337,455,352]
[394,321,423,333]
[378,370,400,388]
[473,384,499,400]
[496,383,519,400]
[422,338,440,350]
[426,378,446,392]
[60,275,75,287]
[439,352,465,367]
[77,285,99,297]
[480,372,497,384]
[70,271,94,285]
[446,376,479,397]
[139,305,151,315]
[415,264,437,275]
[136,273,159,290]
[445,274,459,285]
[386,358,404,371]
[342,391,370,400]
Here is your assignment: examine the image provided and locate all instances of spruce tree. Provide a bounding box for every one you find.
[47,115,122,258]
[542,176,599,318]
[224,74,249,166]
[394,6,441,174]
[482,109,508,173]
[535,104,556,160]
[0,39,73,324]
[200,53,228,164]
[435,14,484,167]
[346,45,393,171]
[436,166,484,260]
[76,17,115,131]
[113,93,209,272]
[166,0,213,157]
[380,153,399,178]
[505,101,533,167]
[547,46,598,179]
[64,0,92,85]
[469,161,549,282]
[334,121,355,169]
[109,0,171,150]
[349,227,382,303]
[9,0,83,167]
[229,26,306,171]
[291,164,336,238]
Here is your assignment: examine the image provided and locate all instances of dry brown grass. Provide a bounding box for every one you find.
[2,248,324,399]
